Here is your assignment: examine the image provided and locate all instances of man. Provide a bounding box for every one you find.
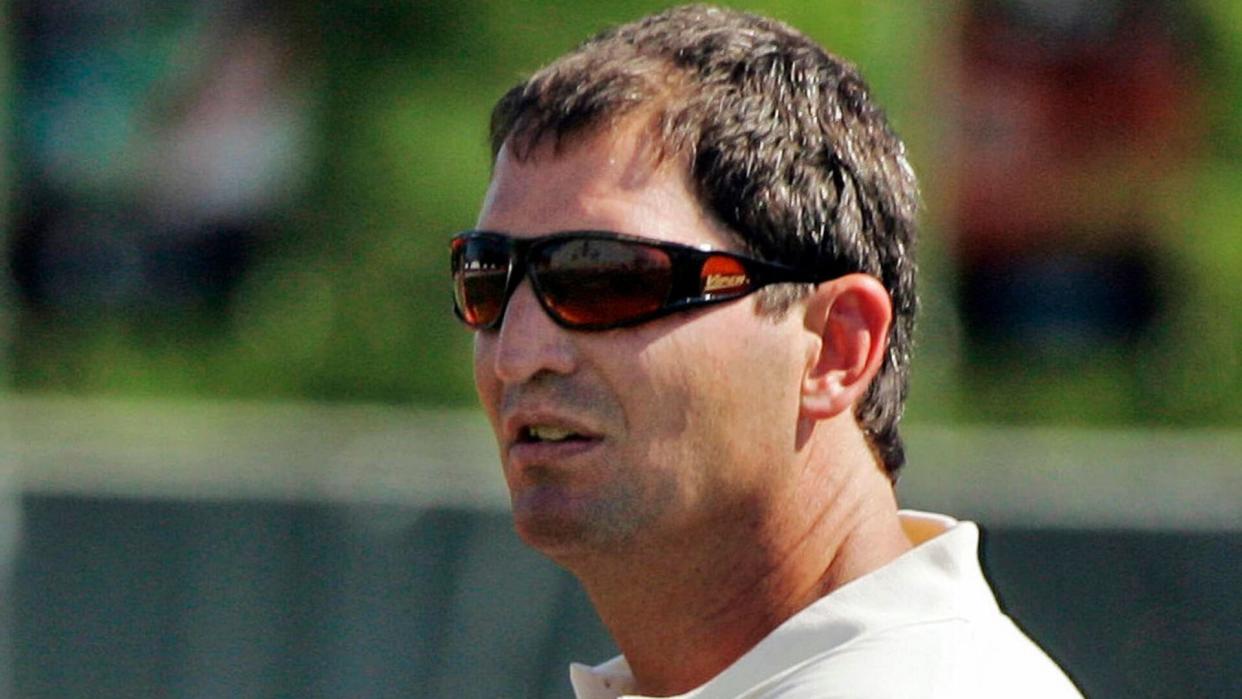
[450,5,1081,697]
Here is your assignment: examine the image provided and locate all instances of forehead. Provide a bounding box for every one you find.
[476,123,736,250]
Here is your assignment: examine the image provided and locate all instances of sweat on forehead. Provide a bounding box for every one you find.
[494,111,693,198]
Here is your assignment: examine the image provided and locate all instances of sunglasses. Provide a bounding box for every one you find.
[451,229,833,331]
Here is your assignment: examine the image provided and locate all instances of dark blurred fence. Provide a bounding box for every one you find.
[3,397,1239,698]
[10,497,1240,699]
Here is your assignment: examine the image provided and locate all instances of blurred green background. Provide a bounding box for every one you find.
[4,3,1239,697]
[5,0,1239,429]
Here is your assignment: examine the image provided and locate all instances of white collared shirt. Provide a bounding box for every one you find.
[570,511,1082,698]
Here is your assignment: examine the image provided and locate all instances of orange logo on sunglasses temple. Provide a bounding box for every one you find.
[703,273,749,293]
[701,257,750,295]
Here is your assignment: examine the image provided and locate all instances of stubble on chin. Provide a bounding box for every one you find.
[510,458,670,560]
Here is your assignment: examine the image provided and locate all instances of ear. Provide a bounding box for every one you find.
[800,274,892,420]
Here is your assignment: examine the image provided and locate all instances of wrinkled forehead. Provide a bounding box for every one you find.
[497,122,666,196]
[478,120,737,251]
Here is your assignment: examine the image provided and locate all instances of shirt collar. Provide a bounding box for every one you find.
[571,656,638,699]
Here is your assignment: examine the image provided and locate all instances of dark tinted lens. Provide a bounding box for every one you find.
[452,236,512,327]
[533,238,673,326]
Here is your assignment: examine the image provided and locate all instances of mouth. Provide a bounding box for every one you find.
[518,424,594,444]
[507,420,604,469]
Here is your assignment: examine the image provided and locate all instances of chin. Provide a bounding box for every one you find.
[511,515,612,566]
[509,487,637,559]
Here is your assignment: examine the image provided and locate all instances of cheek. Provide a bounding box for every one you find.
[635,317,804,472]
[617,326,761,481]
[472,334,501,422]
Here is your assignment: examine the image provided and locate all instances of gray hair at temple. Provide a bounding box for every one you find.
[488,4,920,478]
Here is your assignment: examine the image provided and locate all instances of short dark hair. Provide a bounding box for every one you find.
[489,4,919,478]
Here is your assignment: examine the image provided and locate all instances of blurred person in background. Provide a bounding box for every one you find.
[10,0,309,320]
[451,5,1081,698]
[953,0,1200,354]
[948,0,1207,424]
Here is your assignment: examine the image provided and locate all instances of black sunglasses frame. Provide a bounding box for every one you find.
[451,229,836,331]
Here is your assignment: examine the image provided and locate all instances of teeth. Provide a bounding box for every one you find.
[529,425,575,442]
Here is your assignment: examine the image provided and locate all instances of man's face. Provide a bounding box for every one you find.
[472,123,812,562]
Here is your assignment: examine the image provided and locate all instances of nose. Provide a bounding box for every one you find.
[483,279,578,384]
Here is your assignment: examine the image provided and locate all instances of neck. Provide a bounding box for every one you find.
[563,428,912,696]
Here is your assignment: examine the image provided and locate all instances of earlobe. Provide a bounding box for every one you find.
[800,274,892,420]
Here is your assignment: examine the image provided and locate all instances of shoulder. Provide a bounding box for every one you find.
[737,617,1082,699]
